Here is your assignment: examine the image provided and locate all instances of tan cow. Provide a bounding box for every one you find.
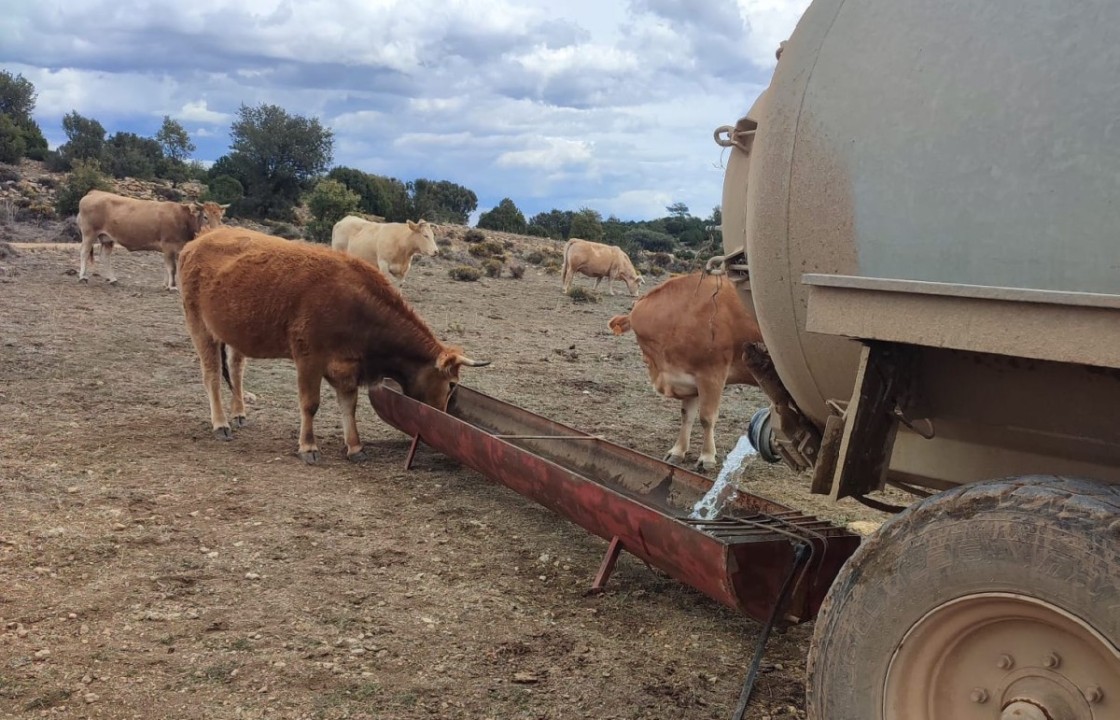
[178,226,488,464]
[77,190,227,290]
[330,215,438,283]
[609,272,762,471]
[561,238,644,296]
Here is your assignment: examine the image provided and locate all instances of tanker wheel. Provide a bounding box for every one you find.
[805,475,1120,720]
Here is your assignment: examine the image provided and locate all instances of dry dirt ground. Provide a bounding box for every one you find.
[0,240,891,720]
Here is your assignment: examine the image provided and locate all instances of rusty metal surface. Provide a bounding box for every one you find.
[368,383,861,624]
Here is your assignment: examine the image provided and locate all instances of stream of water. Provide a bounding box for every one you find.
[688,434,756,520]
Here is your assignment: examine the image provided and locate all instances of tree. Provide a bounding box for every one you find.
[625,228,676,253]
[203,175,245,206]
[103,132,163,179]
[408,178,477,224]
[327,167,410,221]
[666,201,690,218]
[569,207,603,241]
[59,111,106,166]
[528,209,573,240]
[476,198,527,233]
[227,103,334,219]
[0,71,47,161]
[155,116,195,163]
[305,179,360,243]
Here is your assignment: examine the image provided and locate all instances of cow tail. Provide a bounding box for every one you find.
[561,239,573,283]
[220,343,232,390]
[608,314,632,335]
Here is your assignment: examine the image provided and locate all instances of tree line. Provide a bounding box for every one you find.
[0,69,721,256]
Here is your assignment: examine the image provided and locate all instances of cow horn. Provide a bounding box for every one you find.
[459,357,490,367]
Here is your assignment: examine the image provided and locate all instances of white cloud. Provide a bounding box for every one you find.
[497,138,594,170]
[736,0,812,67]
[176,100,232,124]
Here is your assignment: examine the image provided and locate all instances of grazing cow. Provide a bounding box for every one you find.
[561,238,644,296]
[178,227,489,464]
[77,190,227,290]
[331,215,438,283]
[608,272,762,471]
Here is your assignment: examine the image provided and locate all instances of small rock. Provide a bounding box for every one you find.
[84,693,99,704]
[245,572,261,581]
[67,487,79,494]
[82,675,92,684]
[512,672,539,684]
[34,648,50,659]
[112,523,127,531]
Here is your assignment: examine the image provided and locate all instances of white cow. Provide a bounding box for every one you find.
[331,216,438,283]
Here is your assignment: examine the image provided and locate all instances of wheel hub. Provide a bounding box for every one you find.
[883,593,1120,719]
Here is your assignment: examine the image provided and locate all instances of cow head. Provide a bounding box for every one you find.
[190,201,229,235]
[407,219,438,256]
[406,346,491,411]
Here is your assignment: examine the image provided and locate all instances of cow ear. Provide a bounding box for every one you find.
[407,220,418,231]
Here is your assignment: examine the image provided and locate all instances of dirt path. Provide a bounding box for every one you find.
[0,241,889,719]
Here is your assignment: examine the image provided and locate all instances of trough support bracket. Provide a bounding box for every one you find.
[730,541,812,720]
[405,433,422,470]
[588,536,624,594]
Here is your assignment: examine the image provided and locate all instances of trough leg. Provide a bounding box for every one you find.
[404,433,422,470]
[588,536,624,594]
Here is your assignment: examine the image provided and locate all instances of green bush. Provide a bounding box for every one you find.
[525,224,549,238]
[468,240,505,258]
[650,251,673,268]
[463,228,485,243]
[482,258,503,277]
[449,265,481,282]
[55,159,110,217]
[508,262,526,279]
[524,250,545,265]
[304,178,360,243]
[675,248,696,260]
[567,286,598,303]
[625,228,676,253]
[203,175,244,206]
[0,115,26,163]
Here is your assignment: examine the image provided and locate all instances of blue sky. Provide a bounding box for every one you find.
[1,0,809,222]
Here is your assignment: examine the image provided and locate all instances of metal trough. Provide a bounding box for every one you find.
[368,383,861,626]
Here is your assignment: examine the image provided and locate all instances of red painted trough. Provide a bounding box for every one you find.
[368,383,861,626]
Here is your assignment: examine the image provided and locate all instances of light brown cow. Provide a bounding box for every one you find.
[561,238,644,296]
[609,272,762,471]
[77,190,227,290]
[178,226,488,464]
[331,215,438,284]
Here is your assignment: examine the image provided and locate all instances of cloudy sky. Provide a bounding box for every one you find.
[1,0,809,222]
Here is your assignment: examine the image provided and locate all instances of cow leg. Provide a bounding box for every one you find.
[295,360,324,465]
[163,250,180,291]
[188,332,231,440]
[78,232,96,282]
[695,378,727,471]
[561,263,574,293]
[228,348,249,427]
[665,395,699,465]
[325,361,365,461]
[607,276,616,296]
[101,242,118,284]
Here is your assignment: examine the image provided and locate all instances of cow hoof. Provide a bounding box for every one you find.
[347,449,369,463]
[78,277,88,284]
[231,415,247,428]
[213,426,233,441]
[696,459,716,472]
[664,451,685,466]
[298,450,321,465]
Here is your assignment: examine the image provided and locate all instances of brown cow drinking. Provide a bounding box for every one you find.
[178,227,489,464]
[77,190,228,290]
[609,272,762,471]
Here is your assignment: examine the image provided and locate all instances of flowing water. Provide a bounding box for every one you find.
[688,435,756,520]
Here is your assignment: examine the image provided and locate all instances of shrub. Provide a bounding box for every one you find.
[43,150,70,172]
[0,115,26,164]
[463,228,485,244]
[0,166,19,183]
[436,235,452,248]
[508,262,526,279]
[650,251,673,268]
[24,203,56,221]
[264,220,303,240]
[567,286,598,303]
[482,258,503,277]
[648,265,666,277]
[524,250,545,265]
[468,240,505,259]
[625,228,676,253]
[525,224,549,238]
[153,186,184,202]
[449,265,481,282]
[305,178,360,243]
[203,174,244,206]
[675,248,696,260]
[55,159,110,217]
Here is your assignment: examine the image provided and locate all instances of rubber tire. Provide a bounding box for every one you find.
[806,475,1120,720]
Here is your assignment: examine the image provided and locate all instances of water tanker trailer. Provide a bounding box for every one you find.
[711,0,1120,717]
